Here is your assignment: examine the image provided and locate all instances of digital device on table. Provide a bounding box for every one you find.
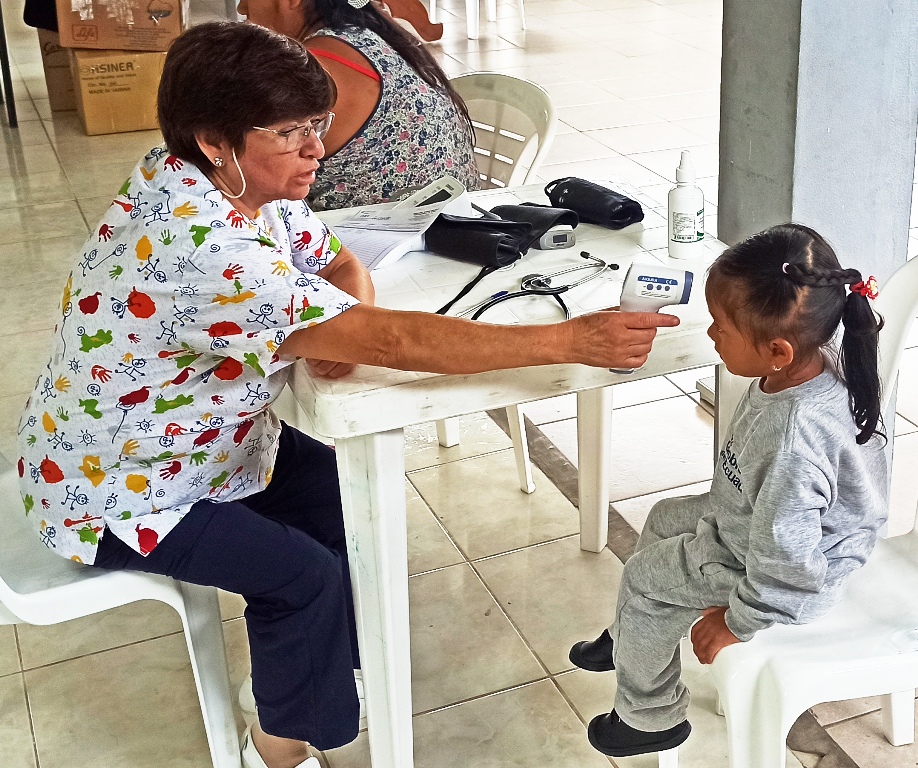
[534,224,576,250]
[392,176,467,210]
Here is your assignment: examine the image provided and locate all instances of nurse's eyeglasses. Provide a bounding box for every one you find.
[252,112,335,152]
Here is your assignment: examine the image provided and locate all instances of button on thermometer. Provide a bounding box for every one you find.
[611,262,693,374]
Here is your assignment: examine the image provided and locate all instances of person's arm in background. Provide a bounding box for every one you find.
[277,303,680,375]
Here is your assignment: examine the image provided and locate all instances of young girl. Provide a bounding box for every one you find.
[569,222,888,757]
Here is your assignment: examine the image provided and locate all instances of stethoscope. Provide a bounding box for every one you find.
[457,252,619,320]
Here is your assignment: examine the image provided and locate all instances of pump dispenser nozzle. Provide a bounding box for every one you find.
[675,150,695,184]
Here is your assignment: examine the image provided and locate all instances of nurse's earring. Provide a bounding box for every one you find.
[213,149,247,200]
[772,365,782,372]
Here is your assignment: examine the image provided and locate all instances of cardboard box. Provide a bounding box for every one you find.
[38,29,76,112]
[57,0,188,52]
[70,48,166,135]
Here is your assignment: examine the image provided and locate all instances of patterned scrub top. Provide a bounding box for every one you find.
[307,26,480,210]
[16,147,358,564]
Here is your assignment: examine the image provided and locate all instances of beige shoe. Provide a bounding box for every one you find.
[239,675,257,718]
[240,724,327,768]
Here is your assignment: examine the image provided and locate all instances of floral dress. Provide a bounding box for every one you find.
[16,147,358,564]
[307,26,480,210]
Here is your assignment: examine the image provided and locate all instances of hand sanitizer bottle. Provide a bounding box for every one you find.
[667,151,705,259]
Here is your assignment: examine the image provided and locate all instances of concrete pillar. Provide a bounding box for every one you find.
[718,0,918,282]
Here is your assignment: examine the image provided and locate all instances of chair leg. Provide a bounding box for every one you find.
[658,747,679,768]
[465,0,479,39]
[506,404,535,493]
[517,0,526,30]
[0,0,18,129]
[714,691,725,716]
[717,679,787,768]
[435,417,460,447]
[881,689,915,746]
[485,0,496,22]
[177,582,242,768]
[723,710,787,768]
[428,0,438,23]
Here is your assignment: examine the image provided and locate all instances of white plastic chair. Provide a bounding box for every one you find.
[436,72,558,494]
[706,253,918,768]
[451,71,557,191]
[0,457,241,768]
[429,0,525,40]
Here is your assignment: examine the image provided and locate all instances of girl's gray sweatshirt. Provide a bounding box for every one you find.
[655,369,889,641]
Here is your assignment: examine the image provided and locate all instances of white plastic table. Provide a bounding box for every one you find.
[287,183,723,768]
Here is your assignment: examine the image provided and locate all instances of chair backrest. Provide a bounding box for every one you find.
[451,72,558,189]
[873,256,918,413]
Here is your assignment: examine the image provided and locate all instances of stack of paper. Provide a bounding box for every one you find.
[334,205,443,270]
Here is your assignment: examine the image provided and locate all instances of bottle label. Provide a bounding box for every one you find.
[671,210,702,243]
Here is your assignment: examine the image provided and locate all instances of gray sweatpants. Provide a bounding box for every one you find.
[609,503,745,732]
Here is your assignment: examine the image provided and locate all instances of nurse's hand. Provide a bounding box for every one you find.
[306,359,356,379]
[566,308,680,371]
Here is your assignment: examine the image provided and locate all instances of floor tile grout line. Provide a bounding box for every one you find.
[405,473,478,566]
[521,390,696,430]
[404,442,517,476]
[20,669,42,768]
[459,555,619,764]
[466,555,558,678]
[14,614,245,674]
[410,674,549,717]
[405,472,478,570]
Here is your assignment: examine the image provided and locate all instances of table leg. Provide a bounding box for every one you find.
[335,430,414,768]
[505,404,535,494]
[576,387,612,553]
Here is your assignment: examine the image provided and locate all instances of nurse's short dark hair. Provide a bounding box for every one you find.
[158,21,336,170]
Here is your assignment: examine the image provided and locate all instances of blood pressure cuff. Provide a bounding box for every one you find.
[424,214,532,268]
[489,204,579,251]
[425,204,579,267]
[544,177,644,229]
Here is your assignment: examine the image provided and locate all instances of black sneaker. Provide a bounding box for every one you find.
[569,628,615,672]
[588,710,691,757]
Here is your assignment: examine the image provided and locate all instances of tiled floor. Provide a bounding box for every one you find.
[1,0,918,766]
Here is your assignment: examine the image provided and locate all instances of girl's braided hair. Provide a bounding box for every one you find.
[707,223,884,445]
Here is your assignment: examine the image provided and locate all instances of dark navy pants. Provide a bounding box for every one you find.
[93,424,360,749]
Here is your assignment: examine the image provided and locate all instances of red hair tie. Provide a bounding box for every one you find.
[850,276,878,300]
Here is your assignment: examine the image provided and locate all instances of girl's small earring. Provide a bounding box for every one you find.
[213,157,225,167]
[772,365,782,372]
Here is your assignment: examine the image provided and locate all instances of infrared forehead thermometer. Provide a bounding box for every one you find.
[611,262,694,373]
[619,262,693,312]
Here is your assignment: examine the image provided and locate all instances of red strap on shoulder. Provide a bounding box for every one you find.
[310,48,382,82]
